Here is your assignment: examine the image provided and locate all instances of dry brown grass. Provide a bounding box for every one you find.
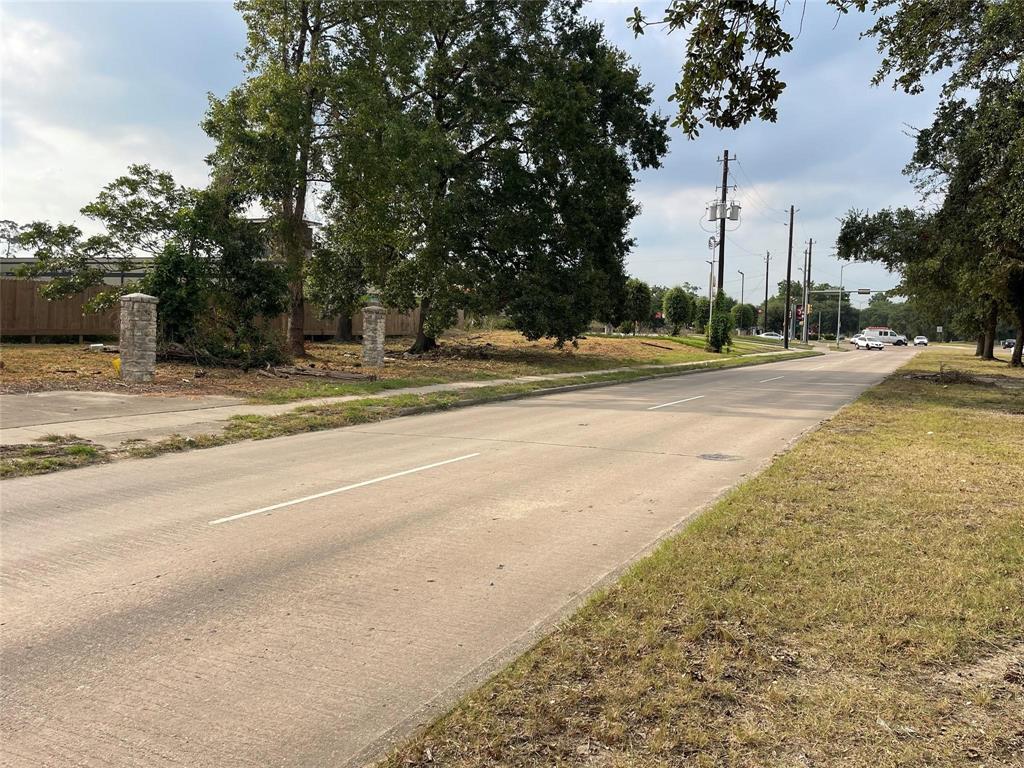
[0,330,725,401]
[381,348,1024,768]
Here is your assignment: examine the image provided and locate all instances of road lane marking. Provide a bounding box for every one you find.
[758,376,784,383]
[208,453,481,525]
[647,395,705,411]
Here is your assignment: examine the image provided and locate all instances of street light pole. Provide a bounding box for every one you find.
[737,270,745,305]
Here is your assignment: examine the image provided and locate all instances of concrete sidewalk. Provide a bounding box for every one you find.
[0,350,798,448]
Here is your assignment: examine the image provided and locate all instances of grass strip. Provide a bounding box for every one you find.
[379,347,1024,768]
[0,434,109,478]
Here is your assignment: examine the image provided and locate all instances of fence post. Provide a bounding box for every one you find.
[119,293,158,383]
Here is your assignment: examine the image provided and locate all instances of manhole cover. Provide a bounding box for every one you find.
[698,453,740,462]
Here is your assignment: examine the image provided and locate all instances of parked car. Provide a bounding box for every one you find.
[758,331,783,339]
[1003,338,1017,349]
[855,336,884,351]
[914,336,929,346]
[850,334,865,345]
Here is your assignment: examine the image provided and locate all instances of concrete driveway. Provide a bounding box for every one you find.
[0,348,913,767]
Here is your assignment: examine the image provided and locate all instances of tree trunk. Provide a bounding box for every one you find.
[287,269,306,357]
[981,300,998,361]
[1012,324,1023,368]
[408,297,437,354]
[335,313,352,342]
[975,333,985,356]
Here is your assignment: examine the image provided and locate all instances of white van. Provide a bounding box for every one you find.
[861,326,908,346]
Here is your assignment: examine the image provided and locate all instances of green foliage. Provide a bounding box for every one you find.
[623,278,653,332]
[838,75,1024,359]
[307,223,365,324]
[630,0,795,137]
[731,303,756,331]
[321,2,668,349]
[13,165,195,309]
[141,243,209,343]
[628,0,1023,137]
[15,165,287,364]
[692,295,711,332]
[662,286,694,334]
[202,0,360,354]
[706,290,732,352]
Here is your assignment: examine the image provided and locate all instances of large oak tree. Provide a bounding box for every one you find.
[316,1,668,352]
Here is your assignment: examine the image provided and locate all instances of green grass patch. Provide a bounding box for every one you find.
[380,348,1024,768]
[0,435,110,478]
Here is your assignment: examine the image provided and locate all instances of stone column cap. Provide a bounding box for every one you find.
[121,292,158,303]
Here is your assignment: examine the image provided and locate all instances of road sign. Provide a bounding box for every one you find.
[937,325,943,334]
[857,288,871,294]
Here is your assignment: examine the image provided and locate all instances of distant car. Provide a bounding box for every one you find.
[1003,338,1017,349]
[914,336,929,346]
[850,334,865,345]
[855,337,884,351]
[758,331,783,339]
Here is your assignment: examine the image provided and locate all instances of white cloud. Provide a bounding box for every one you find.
[0,15,74,99]
[1,111,208,226]
[0,13,211,226]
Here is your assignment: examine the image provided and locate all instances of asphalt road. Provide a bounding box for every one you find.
[0,347,913,767]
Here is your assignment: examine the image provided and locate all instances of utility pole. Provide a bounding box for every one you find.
[802,238,814,343]
[717,149,730,296]
[763,251,770,333]
[784,206,795,349]
[737,270,745,305]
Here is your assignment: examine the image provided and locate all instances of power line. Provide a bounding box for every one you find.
[725,234,761,256]
[733,158,788,221]
[733,181,787,224]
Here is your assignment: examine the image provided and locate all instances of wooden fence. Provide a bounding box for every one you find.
[0,279,452,339]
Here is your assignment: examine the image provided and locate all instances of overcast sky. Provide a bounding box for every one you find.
[1,1,942,308]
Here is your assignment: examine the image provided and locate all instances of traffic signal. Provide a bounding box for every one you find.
[808,304,813,314]
[796,306,804,322]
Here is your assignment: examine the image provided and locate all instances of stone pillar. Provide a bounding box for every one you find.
[361,303,386,368]
[119,293,158,383]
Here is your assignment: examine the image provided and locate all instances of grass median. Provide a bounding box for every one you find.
[381,347,1024,768]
